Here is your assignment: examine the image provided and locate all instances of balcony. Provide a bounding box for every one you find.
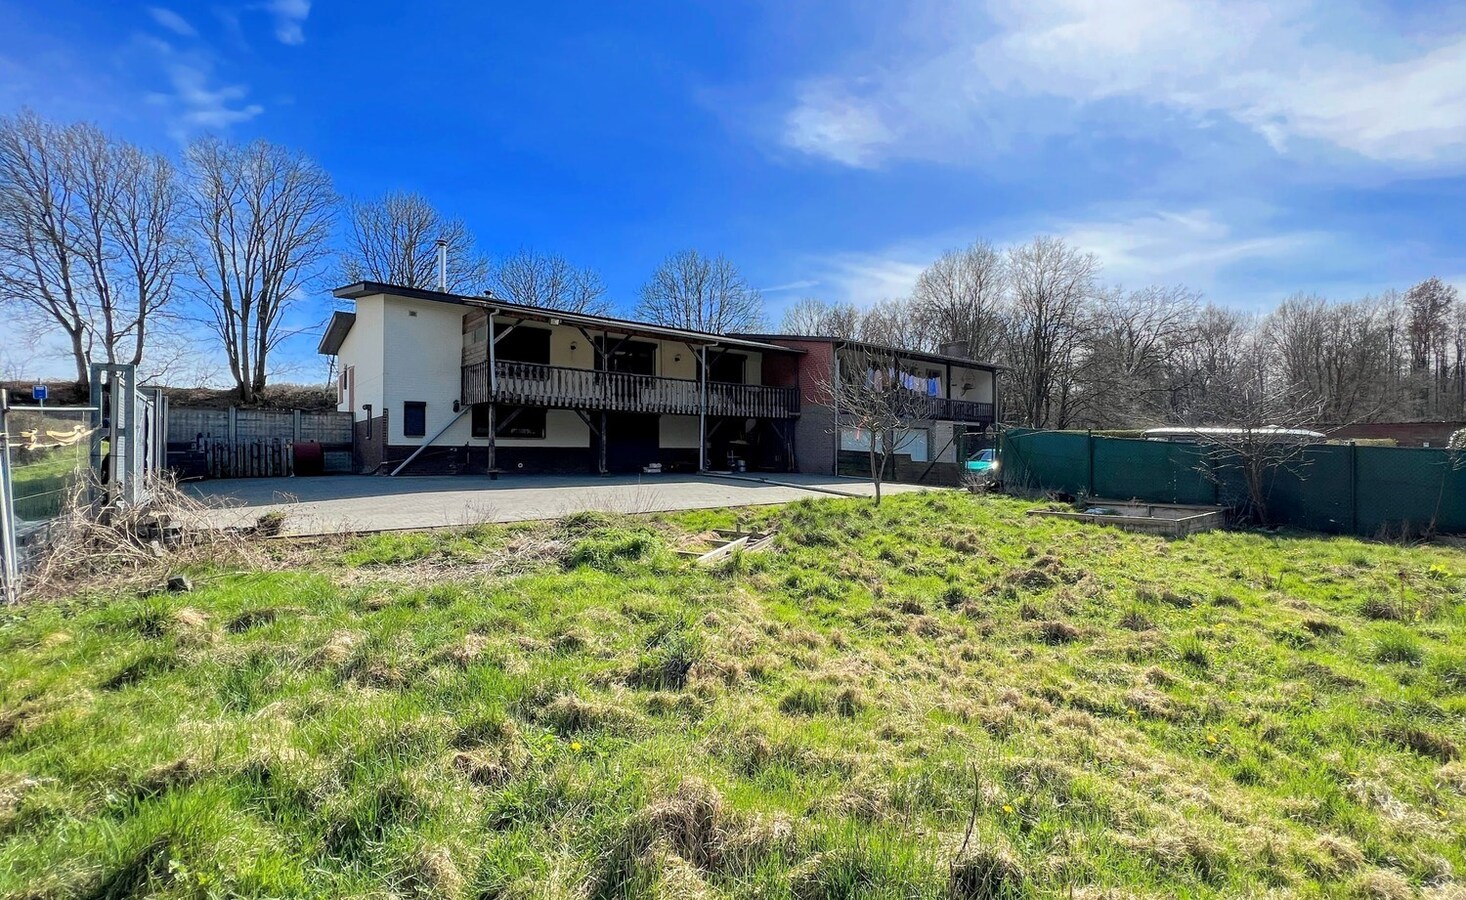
[463,360,799,419]
[934,397,995,423]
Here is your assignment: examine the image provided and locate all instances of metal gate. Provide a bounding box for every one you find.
[1,364,166,603]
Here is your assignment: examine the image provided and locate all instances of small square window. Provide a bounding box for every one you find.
[403,401,426,437]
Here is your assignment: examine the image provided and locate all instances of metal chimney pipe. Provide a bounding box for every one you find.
[435,238,448,291]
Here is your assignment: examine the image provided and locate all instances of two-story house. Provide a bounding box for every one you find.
[318,282,999,481]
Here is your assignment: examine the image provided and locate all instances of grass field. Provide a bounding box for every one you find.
[10,443,89,521]
[1,493,1463,898]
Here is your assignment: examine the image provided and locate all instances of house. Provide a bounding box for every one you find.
[318,282,999,480]
[740,335,998,484]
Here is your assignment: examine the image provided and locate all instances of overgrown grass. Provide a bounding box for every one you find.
[1,493,1463,898]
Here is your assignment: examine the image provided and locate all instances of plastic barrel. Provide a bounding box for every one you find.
[292,441,325,477]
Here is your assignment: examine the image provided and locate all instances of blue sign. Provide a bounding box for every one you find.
[31,384,47,402]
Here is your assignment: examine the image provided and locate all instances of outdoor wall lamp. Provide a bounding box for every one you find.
[570,341,579,351]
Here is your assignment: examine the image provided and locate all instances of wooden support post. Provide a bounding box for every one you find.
[487,404,497,476]
[698,345,707,472]
[599,410,608,474]
[487,313,498,475]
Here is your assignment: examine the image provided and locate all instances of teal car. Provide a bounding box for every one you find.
[966,448,997,473]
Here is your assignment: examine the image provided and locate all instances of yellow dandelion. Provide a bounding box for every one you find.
[570,741,583,752]
[1206,734,1219,745]
[1002,804,1015,815]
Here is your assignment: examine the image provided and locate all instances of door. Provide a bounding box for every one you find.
[598,413,660,473]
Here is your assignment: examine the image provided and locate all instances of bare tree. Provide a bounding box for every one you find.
[186,137,335,402]
[858,297,933,353]
[637,249,763,333]
[1194,381,1324,524]
[818,345,935,505]
[911,239,1008,362]
[490,247,610,315]
[1004,236,1098,428]
[779,296,861,337]
[341,190,489,292]
[0,111,93,384]
[0,111,184,386]
[1082,285,1200,426]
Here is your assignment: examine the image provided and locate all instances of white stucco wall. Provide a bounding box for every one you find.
[335,295,385,421]
[383,295,473,445]
[950,366,995,403]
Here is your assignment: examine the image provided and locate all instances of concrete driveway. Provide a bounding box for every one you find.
[185,472,933,536]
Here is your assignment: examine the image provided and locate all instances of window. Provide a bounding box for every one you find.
[496,406,546,439]
[497,326,552,364]
[403,401,426,437]
[709,353,746,384]
[596,338,656,375]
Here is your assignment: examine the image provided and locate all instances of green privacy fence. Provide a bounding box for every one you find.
[1000,428,1466,537]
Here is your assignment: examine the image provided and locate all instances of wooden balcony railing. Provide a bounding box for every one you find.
[463,360,800,418]
[935,397,995,423]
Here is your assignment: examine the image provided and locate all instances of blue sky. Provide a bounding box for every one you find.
[4,0,1466,379]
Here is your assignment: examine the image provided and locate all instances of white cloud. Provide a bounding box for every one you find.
[783,82,895,168]
[781,0,1466,169]
[140,39,264,138]
[791,207,1329,311]
[1054,209,1321,294]
[147,7,197,38]
[266,0,311,45]
[758,278,820,294]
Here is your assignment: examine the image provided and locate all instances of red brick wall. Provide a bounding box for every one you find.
[764,339,837,474]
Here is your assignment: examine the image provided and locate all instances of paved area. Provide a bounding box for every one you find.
[186,472,933,536]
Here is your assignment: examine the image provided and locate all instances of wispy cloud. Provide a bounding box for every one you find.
[789,206,1337,311]
[780,0,1466,171]
[265,0,311,45]
[139,39,264,139]
[757,279,820,294]
[146,7,197,39]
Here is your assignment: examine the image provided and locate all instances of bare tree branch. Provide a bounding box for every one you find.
[490,247,610,314]
[341,190,490,293]
[637,249,763,333]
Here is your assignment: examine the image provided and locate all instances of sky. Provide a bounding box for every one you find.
[3,0,1466,381]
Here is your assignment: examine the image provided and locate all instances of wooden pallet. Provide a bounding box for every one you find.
[678,528,779,564]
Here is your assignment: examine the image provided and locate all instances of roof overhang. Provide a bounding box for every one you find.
[331,282,804,355]
[734,333,1003,371]
[317,310,356,355]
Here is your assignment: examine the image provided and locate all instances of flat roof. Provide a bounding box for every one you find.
[733,333,1003,371]
[328,282,804,355]
[317,310,356,355]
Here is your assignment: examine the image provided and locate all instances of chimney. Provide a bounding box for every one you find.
[435,238,448,291]
[938,340,971,360]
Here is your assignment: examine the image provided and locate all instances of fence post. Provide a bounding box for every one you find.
[1349,441,1359,536]
[0,390,18,605]
[227,406,238,479]
[292,409,302,443]
[1086,430,1095,498]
